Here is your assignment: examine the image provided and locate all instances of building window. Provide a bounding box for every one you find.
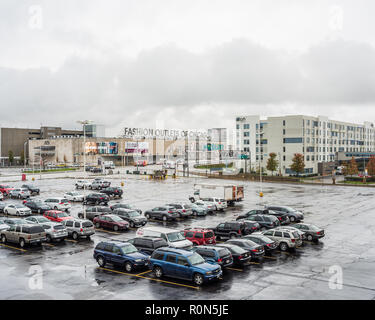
[283,137,303,143]
[244,124,250,129]
[244,140,250,145]
[244,132,249,137]
[283,120,286,126]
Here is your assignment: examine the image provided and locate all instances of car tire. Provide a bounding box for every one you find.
[129,222,135,228]
[124,262,133,272]
[145,213,151,219]
[193,211,197,216]
[19,238,25,248]
[189,198,195,203]
[162,215,167,221]
[307,234,313,241]
[1,235,6,243]
[18,194,21,199]
[97,255,106,267]
[290,216,295,223]
[280,242,288,251]
[113,225,119,231]
[95,222,100,228]
[230,233,237,239]
[153,266,163,278]
[38,209,41,214]
[4,209,8,215]
[193,273,204,286]
[78,214,83,219]
[72,232,78,240]
[46,235,52,243]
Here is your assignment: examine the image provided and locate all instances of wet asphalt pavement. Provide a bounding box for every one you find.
[0,174,375,300]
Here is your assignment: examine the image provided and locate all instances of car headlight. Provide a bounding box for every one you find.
[206,271,213,275]
[135,259,143,263]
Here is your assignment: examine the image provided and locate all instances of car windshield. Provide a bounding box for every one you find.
[36,217,49,223]
[71,192,80,196]
[187,253,205,265]
[227,245,246,254]
[218,248,231,257]
[110,215,123,222]
[284,207,296,212]
[128,211,140,217]
[15,205,25,208]
[167,232,185,242]
[120,244,138,255]
[82,221,93,228]
[57,212,69,218]
[252,235,271,243]
[308,225,320,231]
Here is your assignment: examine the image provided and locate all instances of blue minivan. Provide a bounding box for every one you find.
[94,241,149,272]
[148,247,222,285]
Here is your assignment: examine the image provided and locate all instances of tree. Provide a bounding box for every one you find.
[8,150,14,166]
[347,156,358,177]
[290,153,305,176]
[366,156,375,176]
[342,161,349,176]
[266,152,278,175]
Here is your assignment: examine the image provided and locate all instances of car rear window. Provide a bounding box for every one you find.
[292,231,299,238]
[154,240,167,249]
[26,226,44,234]
[83,221,93,228]
[205,232,214,238]
[218,248,230,257]
[60,199,69,203]
[54,225,65,230]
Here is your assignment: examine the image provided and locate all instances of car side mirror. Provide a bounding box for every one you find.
[184,263,189,267]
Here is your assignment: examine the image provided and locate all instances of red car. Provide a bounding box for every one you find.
[93,214,129,231]
[183,227,216,246]
[0,185,15,196]
[44,210,73,222]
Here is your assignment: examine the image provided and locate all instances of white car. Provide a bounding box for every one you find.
[274,226,306,240]
[0,192,3,201]
[64,191,84,202]
[194,200,215,213]
[200,197,227,211]
[75,180,91,189]
[9,188,31,199]
[44,198,72,212]
[3,204,32,216]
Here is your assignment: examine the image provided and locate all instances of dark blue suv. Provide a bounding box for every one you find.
[148,247,222,285]
[191,245,234,268]
[94,241,149,272]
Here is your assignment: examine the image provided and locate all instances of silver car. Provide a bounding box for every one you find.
[61,218,95,240]
[3,204,32,216]
[9,188,31,199]
[25,215,68,242]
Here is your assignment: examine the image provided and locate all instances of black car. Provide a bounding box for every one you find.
[237,209,290,225]
[83,193,109,205]
[112,208,147,228]
[241,220,261,233]
[265,206,304,223]
[110,203,142,214]
[192,245,234,268]
[243,234,278,254]
[23,199,51,214]
[240,214,280,230]
[216,243,251,266]
[293,223,325,242]
[100,187,123,198]
[226,239,265,259]
[144,206,179,221]
[77,206,112,220]
[127,237,168,255]
[211,221,253,240]
[21,184,40,195]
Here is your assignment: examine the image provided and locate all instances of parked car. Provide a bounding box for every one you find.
[61,218,95,240]
[3,204,32,216]
[293,223,325,242]
[165,203,193,218]
[75,180,91,189]
[3,218,29,226]
[21,184,40,195]
[200,197,227,211]
[23,199,51,214]
[90,167,102,173]
[43,210,73,223]
[136,226,193,249]
[0,185,15,196]
[241,220,261,233]
[260,228,303,251]
[240,214,280,230]
[211,221,253,240]
[83,193,109,206]
[0,224,46,248]
[77,206,112,220]
[148,247,222,285]
[243,234,278,254]
[100,187,123,198]
[89,180,111,190]
[226,239,265,259]
[110,203,142,213]
[64,191,84,202]
[9,188,31,199]
[190,203,208,216]
[38,222,68,242]
[44,198,71,212]
[192,245,233,268]
[237,209,290,225]
[194,200,215,213]
[216,243,252,266]
[182,228,216,246]
[0,218,10,231]
[112,208,147,228]
[127,237,168,255]
[143,206,179,221]
[94,241,149,272]
[265,206,304,223]
[25,215,51,224]
[275,225,306,240]
[93,214,129,231]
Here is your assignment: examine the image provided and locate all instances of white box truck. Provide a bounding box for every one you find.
[189,183,244,206]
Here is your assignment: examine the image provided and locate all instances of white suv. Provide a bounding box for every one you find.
[44,198,72,212]
[260,228,302,251]
[75,180,91,189]
[200,197,227,211]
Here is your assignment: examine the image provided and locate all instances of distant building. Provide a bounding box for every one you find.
[84,124,106,138]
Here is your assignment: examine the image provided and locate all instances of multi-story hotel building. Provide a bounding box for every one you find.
[236,115,375,175]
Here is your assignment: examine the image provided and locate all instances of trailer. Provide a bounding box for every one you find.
[189,183,244,206]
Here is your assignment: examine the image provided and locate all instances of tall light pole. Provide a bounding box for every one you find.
[23,141,27,171]
[77,120,92,220]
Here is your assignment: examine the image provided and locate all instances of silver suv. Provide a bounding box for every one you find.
[0,224,46,248]
[25,215,68,242]
[9,188,31,199]
[90,180,111,190]
[260,228,302,251]
[61,218,95,240]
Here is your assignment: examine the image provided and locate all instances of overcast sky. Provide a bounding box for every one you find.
[1,0,375,136]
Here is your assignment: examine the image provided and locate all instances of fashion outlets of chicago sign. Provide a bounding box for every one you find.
[123,128,209,140]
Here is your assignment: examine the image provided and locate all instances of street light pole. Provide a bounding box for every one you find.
[24,141,27,171]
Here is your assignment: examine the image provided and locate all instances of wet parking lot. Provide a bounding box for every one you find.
[1,174,375,300]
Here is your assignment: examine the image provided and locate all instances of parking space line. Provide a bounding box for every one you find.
[95,229,121,235]
[43,243,55,247]
[0,243,27,252]
[99,267,200,290]
[65,239,78,243]
[263,256,277,260]
[135,270,152,276]
[249,262,260,265]
[227,267,243,272]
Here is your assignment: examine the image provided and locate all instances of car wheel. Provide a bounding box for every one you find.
[290,216,295,223]
[280,242,288,251]
[193,273,204,286]
[124,262,133,272]
[113,225,119,231]
[4,209,8,215]
[95,222,100,228]
[78,214,84,219]
[129,222,135,228]
[72,232,78,240]
[230,233,237,239]
[19,238,25,248]
[162,215,167,221]
[46,234,52,243]
[153,266,163,278]
[97,255,106,267]
[1,235,6,243]
[145,213,151,219]
[307,234,313,241]
[189,198,195,203]
[18,194,21,199]
[38,209,41,214]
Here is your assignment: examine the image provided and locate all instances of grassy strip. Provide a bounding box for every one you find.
[339,180,375,185]
[194,163,234,169]
[22,168,79,173]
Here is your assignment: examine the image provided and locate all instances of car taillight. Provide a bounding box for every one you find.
[278,217,282,220]
[266,243,271,247]
[317,232,320,235]
[217,258,222,263]
[168,211,173,213]
[238,229,241,235]
[238,255,243,259]
[219,202,221,204]
[182,210,186,212]
[27,235,31,239]
[291,239,295,243]
[251,249,257,252]
[80,228,83,232]
[252,227,256,230]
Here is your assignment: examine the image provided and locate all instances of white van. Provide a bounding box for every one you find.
[136,226,193,249]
